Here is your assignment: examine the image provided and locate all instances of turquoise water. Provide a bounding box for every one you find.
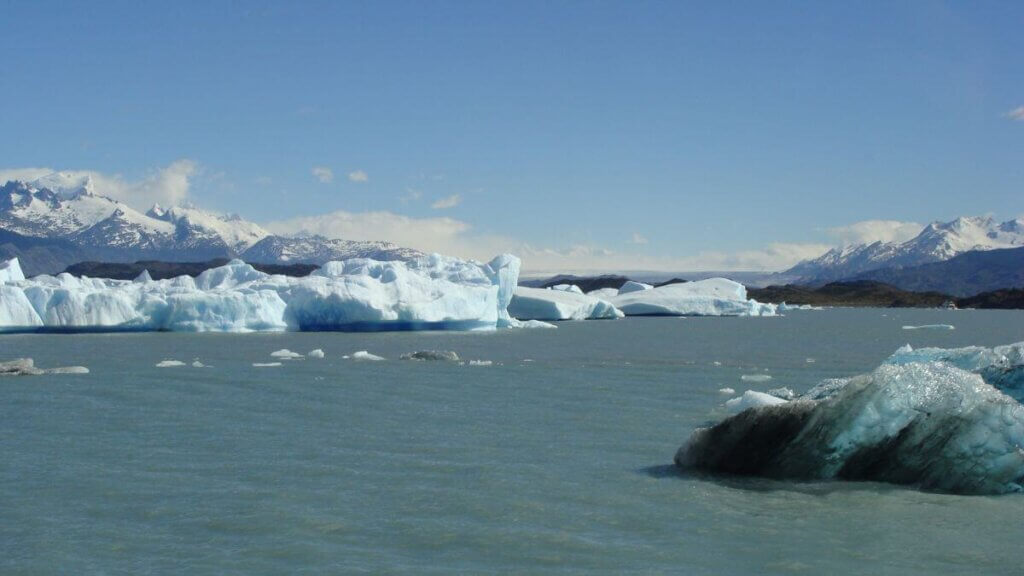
[2,309,1024,574]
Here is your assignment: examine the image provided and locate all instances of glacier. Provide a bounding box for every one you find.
[610,278,777,317]
[508,287,624,321]
[0,254,520,333]
[676,341,1024,495]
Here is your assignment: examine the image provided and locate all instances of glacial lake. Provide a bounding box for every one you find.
[3,308,1024,574]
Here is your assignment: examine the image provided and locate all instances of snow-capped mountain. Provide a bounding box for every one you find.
[787,216,1024,283]
[241,234,422,265]
[0,172,424,274]
[0,174,264,261]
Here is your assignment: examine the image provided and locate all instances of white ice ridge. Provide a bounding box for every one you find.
[508,286,623,321]
[0,253,521,333]
[610,278,777,317]
[677,340,1024,495]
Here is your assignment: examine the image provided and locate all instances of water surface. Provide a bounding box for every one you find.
[2,308,1023,574]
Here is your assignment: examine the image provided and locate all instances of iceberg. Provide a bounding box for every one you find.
[611,278,776,317]
[1,358,89,375]
[0,254,520,333]
[549,284,583,294]
[0,257,26,283]
[351,351,385,361]
[508,287,623,321]
[675,341,1024,495]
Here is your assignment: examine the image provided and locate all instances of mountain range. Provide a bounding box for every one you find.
[784,216,1024,286]
[0,173,421,275]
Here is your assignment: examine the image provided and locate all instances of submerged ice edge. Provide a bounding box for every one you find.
[678,341,1024,495]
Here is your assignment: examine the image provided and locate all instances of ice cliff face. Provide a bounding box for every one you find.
[676,342,1024,495]
[0,254,520,332]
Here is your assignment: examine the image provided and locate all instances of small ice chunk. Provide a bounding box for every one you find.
[713,361,722,366]
[401,350,460,362]
[308,349,325,359]
[740,374,773,383]
[352,351,385,361]
[270,348,304,359]
[468,359,493,366]
[718,387,735,395]
[156,360,186,368]
[724,390,787,413]
[806,358,816,363]
[902,324,955,330]
[252,362,283,367]
[766,387,796,400]
[192,360,206,368]
[45,366,89,374]
[0,358,42,375]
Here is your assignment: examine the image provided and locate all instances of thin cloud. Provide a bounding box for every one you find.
[825,220,922,246]
[629,232,648,245]
[348,170,369,183]
[312,166,334,184]
[401,187,423,204]
[1008,106,1024,121]
[431,194,461,209]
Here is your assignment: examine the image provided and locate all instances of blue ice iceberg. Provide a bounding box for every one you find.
[676,341,1024,494]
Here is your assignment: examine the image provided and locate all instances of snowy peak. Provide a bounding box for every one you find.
[241,234,423,265]
[29,172,96,199]
[787,216,1024,283]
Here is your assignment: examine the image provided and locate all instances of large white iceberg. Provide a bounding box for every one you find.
[508,286,623,321]
[676,341,1024,495]
[611,278,776,317]
[0,254,521,333]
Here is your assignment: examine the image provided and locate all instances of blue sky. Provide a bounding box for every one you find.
[1,1,1021,272]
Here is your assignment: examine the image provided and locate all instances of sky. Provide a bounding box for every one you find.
[0,1,1021,273]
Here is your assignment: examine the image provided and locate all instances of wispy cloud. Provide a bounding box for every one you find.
[312,166,334,184]
[1008,106,1024,121]
[265,207,831,273]
[401,187,422,204]
[431,194,461,209]
[824,219,922,246]
[0,160,197,210]
[348,170,368,183]
[629,232,648,245]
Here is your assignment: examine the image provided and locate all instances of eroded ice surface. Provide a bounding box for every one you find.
[676,341,1024,495]
[0,254,520,333]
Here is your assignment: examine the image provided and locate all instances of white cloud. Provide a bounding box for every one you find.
[312,166,334,184]
[0,160,196,210]
[1008,106,1024,121]
[431,194,461,209]
[629,232,648,245]
[266,210,474,255]
[265,208,830,274]
[348,170,368,183]
[825,219,922,246]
